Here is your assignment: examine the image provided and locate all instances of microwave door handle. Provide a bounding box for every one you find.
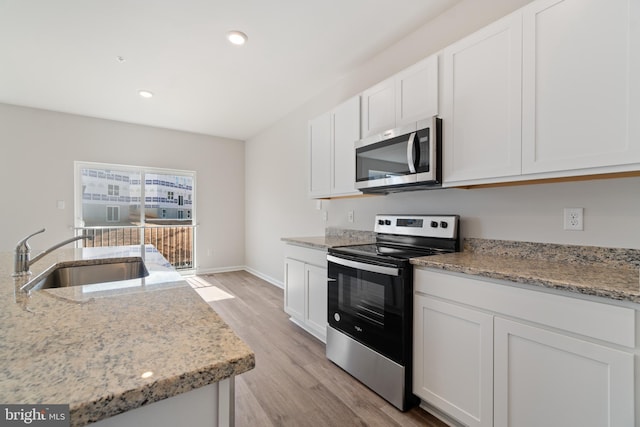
[406,132,417,173]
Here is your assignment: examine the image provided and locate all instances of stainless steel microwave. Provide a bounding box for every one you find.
[355,117,441,194]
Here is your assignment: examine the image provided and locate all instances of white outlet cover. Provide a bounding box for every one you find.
[563,207,584,231]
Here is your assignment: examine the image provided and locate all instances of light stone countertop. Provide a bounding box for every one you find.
[0,245,255,426]
[281,228,376,250]
[411,238,640,303]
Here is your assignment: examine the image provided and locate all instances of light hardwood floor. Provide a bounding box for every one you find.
[201,271,448,427]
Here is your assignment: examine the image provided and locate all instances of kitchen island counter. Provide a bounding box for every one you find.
[0,245,254,426]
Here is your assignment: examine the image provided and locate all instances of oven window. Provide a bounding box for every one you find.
[339,273,386,325]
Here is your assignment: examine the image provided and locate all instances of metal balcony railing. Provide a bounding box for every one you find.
[76,225,195,270]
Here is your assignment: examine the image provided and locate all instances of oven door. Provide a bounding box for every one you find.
[327,254,409,364]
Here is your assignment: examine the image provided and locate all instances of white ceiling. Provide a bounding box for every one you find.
[0,0,459,140]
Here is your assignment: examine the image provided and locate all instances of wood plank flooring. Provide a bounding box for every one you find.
[200,271,448,427]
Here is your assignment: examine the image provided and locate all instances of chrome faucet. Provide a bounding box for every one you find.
[13,228,93,277]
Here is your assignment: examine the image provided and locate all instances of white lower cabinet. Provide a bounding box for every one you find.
[414,294,494,427]
[494,317,634,427]
[304,263,328,337]
[284,244,328,342]
[284,257,306,321]
[414,268,636,427]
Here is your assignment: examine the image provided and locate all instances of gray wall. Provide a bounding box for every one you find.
[244,0,640,285]
[0,104,246,272]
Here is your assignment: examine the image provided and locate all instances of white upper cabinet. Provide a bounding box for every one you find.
[361,55,439,138]
[308,112,332,197]
[361,77,396,137]
[395,55,439,127]
[308,95,361,198]
[331,96,361,196]
[442,0,640,186]
[442,13,523,184]
[521,0,640,174]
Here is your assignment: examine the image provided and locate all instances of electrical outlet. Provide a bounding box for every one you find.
[563,208,584,231]
[348,210,354,223]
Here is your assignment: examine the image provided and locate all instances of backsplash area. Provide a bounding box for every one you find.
[325,227,375,242]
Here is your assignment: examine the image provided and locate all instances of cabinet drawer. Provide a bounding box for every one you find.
[415,269,635,348]
[284,244,327,268]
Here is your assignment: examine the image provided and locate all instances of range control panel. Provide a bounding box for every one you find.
[373,214,458,239]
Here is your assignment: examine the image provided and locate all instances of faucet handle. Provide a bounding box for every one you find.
[15,228,46,253]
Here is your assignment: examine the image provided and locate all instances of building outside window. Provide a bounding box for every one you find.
[106,206,120,222]
[76,164,195,226]
[75,162,196,270]
[108,184,120,197]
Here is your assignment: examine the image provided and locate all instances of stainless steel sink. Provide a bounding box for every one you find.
[22,257,149,291]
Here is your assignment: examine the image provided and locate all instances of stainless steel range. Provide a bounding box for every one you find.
[326,214,459,411]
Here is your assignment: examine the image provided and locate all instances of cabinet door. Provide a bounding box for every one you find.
[308,112,331,197]
[331,96,361,196]
[442,13,523,184]
[494,317,634,427]
[284,258,305,320]
[414,294,494,427]
[522,0,640,174]
[361,77,396,137]
[396,55,438,127]
[305,264,328,340]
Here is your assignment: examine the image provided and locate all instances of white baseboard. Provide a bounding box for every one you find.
[195,265,284,289]
[418,400,464,427]
[196,265,245,275]
[243,267,284,289]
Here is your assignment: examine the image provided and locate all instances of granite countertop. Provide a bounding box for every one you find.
[412,238,640,304]
[0,245,255,426]
[282,228,376,250]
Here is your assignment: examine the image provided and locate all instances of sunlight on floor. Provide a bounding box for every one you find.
[186,276,235,302]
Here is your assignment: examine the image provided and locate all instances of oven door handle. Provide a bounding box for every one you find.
[327,255,400,277]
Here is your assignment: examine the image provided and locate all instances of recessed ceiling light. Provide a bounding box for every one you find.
[227,31,248,46]
[138,90,154,99]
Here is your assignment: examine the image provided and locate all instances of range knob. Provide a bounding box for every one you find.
[378,219,385,225]
[430,221,438,228]
[384,220,391,225]
[440,221,448,229]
